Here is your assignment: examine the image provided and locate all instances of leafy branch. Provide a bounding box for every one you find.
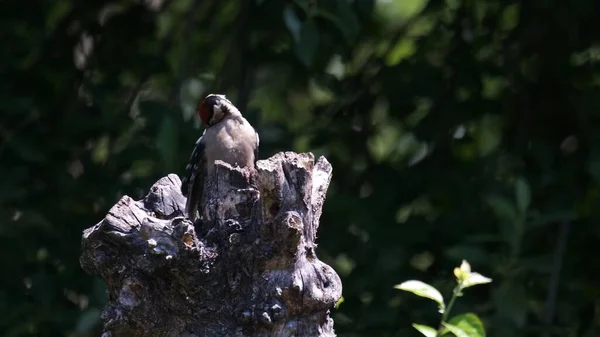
[395,260,492,337]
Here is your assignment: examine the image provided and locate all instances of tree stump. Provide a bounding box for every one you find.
[80,152,342,337]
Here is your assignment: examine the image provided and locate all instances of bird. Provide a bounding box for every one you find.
[181,94,259,222]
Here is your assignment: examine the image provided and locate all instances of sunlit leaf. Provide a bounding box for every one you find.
[412,323,437,337]
[446,313,486,337]
[325,54,345,80]
[453,260,470,282]
[443,322,469,337]
[454,260,492,288]
[462,272,492,288]
[385,39,416,66]
[407,16,436,37]
[376,0,429,26]
[395,280,445,311]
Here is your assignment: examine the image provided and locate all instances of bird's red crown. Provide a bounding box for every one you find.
[197,98,211,126]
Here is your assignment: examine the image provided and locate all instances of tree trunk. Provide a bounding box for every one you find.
[80,152,342,337]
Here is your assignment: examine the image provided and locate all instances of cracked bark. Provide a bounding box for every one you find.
[80,152,342,337]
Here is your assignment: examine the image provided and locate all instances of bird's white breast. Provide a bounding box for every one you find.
[204,117,257,172]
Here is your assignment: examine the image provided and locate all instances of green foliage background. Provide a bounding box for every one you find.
[2,0,600,336]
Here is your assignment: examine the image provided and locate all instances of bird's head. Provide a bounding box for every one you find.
[196,94,235,127]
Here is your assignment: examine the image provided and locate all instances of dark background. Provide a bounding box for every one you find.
[2,0,600,336]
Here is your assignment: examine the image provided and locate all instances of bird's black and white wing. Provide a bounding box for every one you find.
[181,134,207,222]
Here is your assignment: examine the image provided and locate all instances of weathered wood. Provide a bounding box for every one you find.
[80,152,342,337]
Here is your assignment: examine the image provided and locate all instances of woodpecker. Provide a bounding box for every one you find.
[181,94,259,222]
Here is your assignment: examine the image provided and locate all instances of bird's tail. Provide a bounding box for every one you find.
[185,177,203,222]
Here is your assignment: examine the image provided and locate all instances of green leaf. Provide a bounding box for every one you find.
[412,323,437,337]
[130,160,155,178]
[454,260,471,282]
[442,322,470,337]
[473,114,503,156]
[482,75,508,99]
[445,0,460,10]
[368,124,400,162]
[500,4,520,31]
[334,0,360,44]
[447,313,486,337]
[385,39,416,66]
[453,260,492,288]
[515,177,531,213]
[485,195,517,221]
[46,1,72,30]
[395,280,445,311]
[295,20,319,68]
[377,0,428,23]
[283,6,301,43]
[92,135,110,164]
